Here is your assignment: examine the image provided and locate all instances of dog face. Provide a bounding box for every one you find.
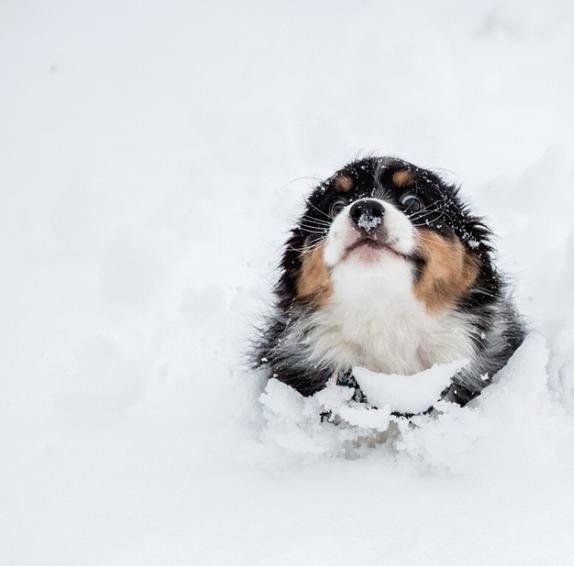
[289,157,489,314]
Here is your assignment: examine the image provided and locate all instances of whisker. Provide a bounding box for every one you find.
[408,194,451,217]
[412,215,448,228]
[278,175,323,191]
[285,238,326,254]
[300,216,332,228]
[415,212,448,222]
[301,213,331,222]
[408,201,449,221]
[298,223,330,234]
[306,201,333,221]
[410,207,455,227]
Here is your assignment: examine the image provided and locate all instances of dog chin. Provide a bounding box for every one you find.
[344,239,385,263]
[345,237,415,264]
[327,231,413,268]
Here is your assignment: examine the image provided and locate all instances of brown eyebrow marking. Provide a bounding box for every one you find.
[392,169,415,187]
[414,229,479,313]
[296,243,333,306]
[335,175,353,192]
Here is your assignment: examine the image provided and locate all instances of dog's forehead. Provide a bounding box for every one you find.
[327,158,418,197]
[307,158,450,209]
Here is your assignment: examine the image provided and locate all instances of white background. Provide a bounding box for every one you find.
[2,1,574,564]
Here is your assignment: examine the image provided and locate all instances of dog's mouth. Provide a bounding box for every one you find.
[344,237,411,261]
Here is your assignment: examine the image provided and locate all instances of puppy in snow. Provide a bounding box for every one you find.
[253,156,524,411]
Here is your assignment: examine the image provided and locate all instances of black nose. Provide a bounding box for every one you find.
[349,199,384,232]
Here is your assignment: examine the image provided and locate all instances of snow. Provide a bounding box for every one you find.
[2,1,574,564]
[353,359,469,414]
[357,214,381,231]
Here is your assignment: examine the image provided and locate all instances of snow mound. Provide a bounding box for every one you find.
[259,378,393,457]
[354,358,469,414]
[259,333,556,469]
[258,359,469,458]
[392,332,563,474]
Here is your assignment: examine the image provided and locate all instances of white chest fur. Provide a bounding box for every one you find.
[305,254,476,375]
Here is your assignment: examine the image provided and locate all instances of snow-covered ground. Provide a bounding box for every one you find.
[2,1,574,564]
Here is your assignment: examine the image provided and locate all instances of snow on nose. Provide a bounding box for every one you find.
[357,214,381,232]
[349,199,385,233]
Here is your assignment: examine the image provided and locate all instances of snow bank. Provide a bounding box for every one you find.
[260,333,560,473]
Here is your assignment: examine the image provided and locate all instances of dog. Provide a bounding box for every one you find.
[253,156,524,411]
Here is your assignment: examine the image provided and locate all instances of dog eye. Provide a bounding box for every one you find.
[329,199,347,217]
[400,194,423,213]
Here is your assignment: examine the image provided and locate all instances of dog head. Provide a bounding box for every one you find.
[281,157,494,314]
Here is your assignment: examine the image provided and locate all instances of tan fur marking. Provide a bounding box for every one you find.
[392,169,414,187]
[335,175,353,192]
[414,230,479,313]
[296,243,332,306]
